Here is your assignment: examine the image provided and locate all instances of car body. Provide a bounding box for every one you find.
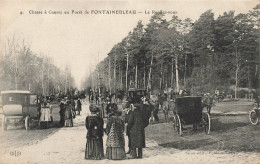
[1,90,39,131]
[127,88,147,104]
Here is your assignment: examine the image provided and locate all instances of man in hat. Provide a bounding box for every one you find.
[128,103,149,159]
[77,98,82,115]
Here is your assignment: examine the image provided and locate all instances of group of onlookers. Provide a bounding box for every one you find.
[59,98,82,127]
[88,89,125,106]
[85,102,149,160]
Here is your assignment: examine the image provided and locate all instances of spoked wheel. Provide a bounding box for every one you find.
[249,110,259,125]
[175,114,182,136]
[202,113,211,134]
[25,116,31,131]
[2,116,7,131]
[172,115,177,130]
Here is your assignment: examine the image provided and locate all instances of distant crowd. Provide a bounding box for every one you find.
[36,90,86,129]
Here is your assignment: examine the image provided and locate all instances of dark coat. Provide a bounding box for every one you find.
[128,107,146,148]
[77,100,82,111]
[85,114,104,139]
[59,103,65,116]
[71,100,76,111]
[141,103,152,127]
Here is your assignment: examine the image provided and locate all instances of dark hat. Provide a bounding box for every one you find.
[109,110,122,117]
[89,104,99,113]
[110,103,118,111]
[43,101,47,106]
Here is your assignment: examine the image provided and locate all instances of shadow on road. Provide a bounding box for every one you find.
[210,118,248,132]
[159,139,218,150]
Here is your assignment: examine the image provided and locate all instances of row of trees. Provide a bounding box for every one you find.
[83,4,260,98]
[0,37,75,95]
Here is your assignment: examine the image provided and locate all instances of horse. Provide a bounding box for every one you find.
[202,94,215,115]
[161,100,169,123]
[158,93,169,123]
[149,95,159,123]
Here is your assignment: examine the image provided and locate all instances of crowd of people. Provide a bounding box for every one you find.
[59,97,82,127]
[37,87,226,160]
[37,96,83,129]
[85,100,150,160]
[88,89,125,105]
[38,87,229,160]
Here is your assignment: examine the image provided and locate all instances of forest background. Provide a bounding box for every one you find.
[1,4,259,99]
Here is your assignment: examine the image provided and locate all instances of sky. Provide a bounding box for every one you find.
[0,0,259,89]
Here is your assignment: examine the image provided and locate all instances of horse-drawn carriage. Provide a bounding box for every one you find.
[249,107,259,125]
[172,96,211,136]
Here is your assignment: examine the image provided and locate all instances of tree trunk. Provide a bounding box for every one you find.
[119,64,123,90]
[235,47,239,99]
[42,65,45,95]
[143,61,146,89]
[135,64,138,88]
[184,53,187,87]
[126,54,129,90]
[160,64,162,90]
[114,58,116,89]
[15,55,18,90]
[162,69,165,90]
[109,56,111,93]
[175,55,179,93]
[47,64,50,95]
[171,57,174,89]
[148,55,153,92]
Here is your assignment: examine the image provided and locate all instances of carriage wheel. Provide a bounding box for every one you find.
[249,110,259,125]
[2,116,7,131]
[172,115,177,130]
[25,116,31,131]
[176,114,182,136]
[203,113,211,134]
[38,120,42,129]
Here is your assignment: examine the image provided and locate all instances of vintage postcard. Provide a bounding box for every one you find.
[0,0,259,163]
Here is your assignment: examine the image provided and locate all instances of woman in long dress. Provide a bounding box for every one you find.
[64,100,73,127]
[106,103,126,160]
[85,105,104,160]
[39,101,52,128]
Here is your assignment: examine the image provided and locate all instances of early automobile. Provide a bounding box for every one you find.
[127,88,147,104]
[1,90,39,131]
[172,96,211,136]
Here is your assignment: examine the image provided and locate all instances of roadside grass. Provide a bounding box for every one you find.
[145,101,260,153]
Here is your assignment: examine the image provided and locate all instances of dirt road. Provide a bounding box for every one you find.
[0,101,259,164]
